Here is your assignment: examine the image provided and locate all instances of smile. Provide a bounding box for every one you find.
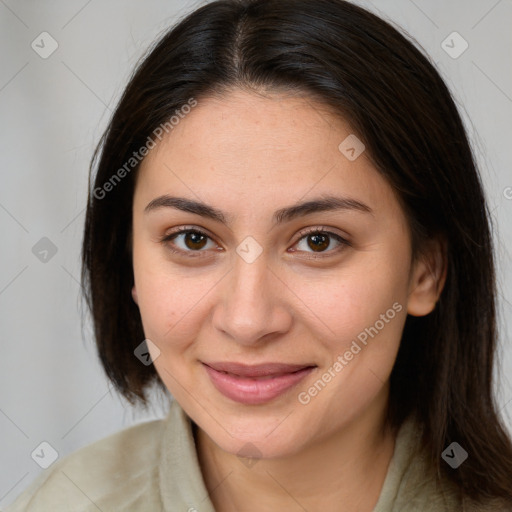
[202,362,316,405]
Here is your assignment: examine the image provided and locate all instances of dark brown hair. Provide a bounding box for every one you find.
[82,0,512,504]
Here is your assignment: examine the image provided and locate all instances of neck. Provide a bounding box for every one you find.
[195,389,396,512]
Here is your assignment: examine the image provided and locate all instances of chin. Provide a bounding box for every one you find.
[219,431,304,461]
[198,408,310,460]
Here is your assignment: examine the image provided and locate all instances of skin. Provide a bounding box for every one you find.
[131,88,446,511]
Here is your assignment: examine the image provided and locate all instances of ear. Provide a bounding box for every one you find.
[131,285,139,305]
[407,237,447,317]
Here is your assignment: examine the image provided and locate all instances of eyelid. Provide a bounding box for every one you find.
[160,225,351,258]
[160,226,221,257]
[161,225,216,242]
[289,226,351,258]
[293,225,350,244]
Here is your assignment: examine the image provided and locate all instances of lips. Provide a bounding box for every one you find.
[202,361,316,404]
[204,361,314,378]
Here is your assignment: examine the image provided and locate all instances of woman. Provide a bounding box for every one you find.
[6,0,512,510]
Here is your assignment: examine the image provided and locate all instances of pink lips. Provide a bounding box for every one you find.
[203,361,316,405]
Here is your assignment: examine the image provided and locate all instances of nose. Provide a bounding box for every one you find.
[211,253,293,346]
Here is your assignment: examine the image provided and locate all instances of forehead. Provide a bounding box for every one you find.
[134,89,401,222]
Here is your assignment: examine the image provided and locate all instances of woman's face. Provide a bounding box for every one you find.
[131,89,432,458]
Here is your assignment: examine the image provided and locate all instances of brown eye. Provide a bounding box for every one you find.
[307,233,330,252]
[183,231,208,250]
[293,230,349,256]
[161,228,218,255]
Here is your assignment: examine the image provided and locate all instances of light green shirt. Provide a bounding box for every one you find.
[3,399,506,511]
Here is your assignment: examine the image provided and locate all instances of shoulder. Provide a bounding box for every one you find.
[377,417,462,511]
[386,417,512,512]
[4,415,167,512]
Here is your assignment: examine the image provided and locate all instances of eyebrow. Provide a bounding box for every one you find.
[144,194,373,226]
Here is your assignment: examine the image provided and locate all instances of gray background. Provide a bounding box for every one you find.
[1,0,511,506]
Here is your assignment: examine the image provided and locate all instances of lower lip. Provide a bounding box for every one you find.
[203,364,315,405]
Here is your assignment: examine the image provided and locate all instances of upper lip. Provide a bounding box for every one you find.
[203,361,315,378]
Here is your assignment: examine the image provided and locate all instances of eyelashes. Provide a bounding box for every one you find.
[159,225,351,259]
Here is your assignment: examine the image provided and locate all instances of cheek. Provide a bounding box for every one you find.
[132,244,201,344]
[135,272,200,341]
[132,250,229,364]
[290,255,409,348]
[291,265,407,429]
